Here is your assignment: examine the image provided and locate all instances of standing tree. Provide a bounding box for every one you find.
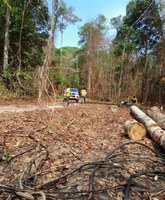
[110,16,138,99]
[2,0,10,71]
[122,0,163,103]
[39,0,80,99]
[0,0,49,93]
[110,0,163,103]
[78,15,108,98]
[38,0,61,99]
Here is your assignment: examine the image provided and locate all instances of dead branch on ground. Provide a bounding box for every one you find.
[0,141,164,200]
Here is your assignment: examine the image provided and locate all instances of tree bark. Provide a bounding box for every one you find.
[147,106,165,129]
[130,105,165,150]
[87,30,92,99]
[3,6,10,70]
[118,43,125,98]
[16,0,28,90]
[123,119,146,141]
[38,0,60,99]
[141,39,148,103]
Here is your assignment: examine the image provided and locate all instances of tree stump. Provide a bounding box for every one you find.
[123,119,147,140]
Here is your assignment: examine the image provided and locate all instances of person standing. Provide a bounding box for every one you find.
[80,88,87,103]
[131,96,138,104]
[65,87,70,106]
[124,96,130,105]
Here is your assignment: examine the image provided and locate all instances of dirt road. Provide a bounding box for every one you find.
[0,99,79,114]
[0,104,64,114]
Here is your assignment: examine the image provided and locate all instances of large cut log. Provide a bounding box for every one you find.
[146,106,165,129]
[123,120,146,141]
[130,105,165,150]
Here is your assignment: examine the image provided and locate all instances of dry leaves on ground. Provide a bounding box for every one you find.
[0,101,164,200]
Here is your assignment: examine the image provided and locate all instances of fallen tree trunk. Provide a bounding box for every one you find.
[123,120,146,141]
[146,106,165,129]
[130,105,165,150]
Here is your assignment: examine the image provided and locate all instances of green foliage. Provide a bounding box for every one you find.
[1,69,32,82]
[0,152,12,161]
[52,46,79,88]
[62,47,78,55]
[111,0,163,57]
[0,68,36,96]
[2,0,11,8]
[17,71,32,81]
[94,14,108,32]
[48,68,70,86]
[114,64,122,80]
[110,16,123,29]
[113,43,124,56]
[0,81,18,98]
[0,0,49,72]
[1,69,15,83]
[57,1,81,32]
[124,0,162,51]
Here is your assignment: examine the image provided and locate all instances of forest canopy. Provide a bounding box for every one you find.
[0,0,165,106]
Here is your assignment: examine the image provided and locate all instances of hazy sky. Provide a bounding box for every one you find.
[47,0,131,47]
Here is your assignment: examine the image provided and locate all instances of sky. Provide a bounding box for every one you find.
[47,0,131,47]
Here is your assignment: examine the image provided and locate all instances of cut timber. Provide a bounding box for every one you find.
[130,105,165,150]
[147,106,165,129]
[123,120,146,141]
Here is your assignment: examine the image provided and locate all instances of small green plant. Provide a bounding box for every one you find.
[0,152,12,161]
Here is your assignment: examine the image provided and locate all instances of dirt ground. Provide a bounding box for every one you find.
[0,99,164,200]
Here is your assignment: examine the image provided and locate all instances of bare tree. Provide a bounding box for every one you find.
[38,0,61,100]
[16,0,30,90]
[118,43,125,98]
[3,4,10,70]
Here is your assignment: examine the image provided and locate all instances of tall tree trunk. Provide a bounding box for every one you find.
[3,6,10,71]
[38,0,60,100]
[59,17,64,71]
[108,57,113,98]
[141,40,148,103]
[87,63,91,98]
[50,0,60,44]
[16,0,28,90]
[60,28,63,73]
[143,77,150,104]
[118,44,125,98]
[87,30,92,99]
[159,0,165,38]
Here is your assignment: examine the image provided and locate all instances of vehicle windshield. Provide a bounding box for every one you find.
[70,88,78,93]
